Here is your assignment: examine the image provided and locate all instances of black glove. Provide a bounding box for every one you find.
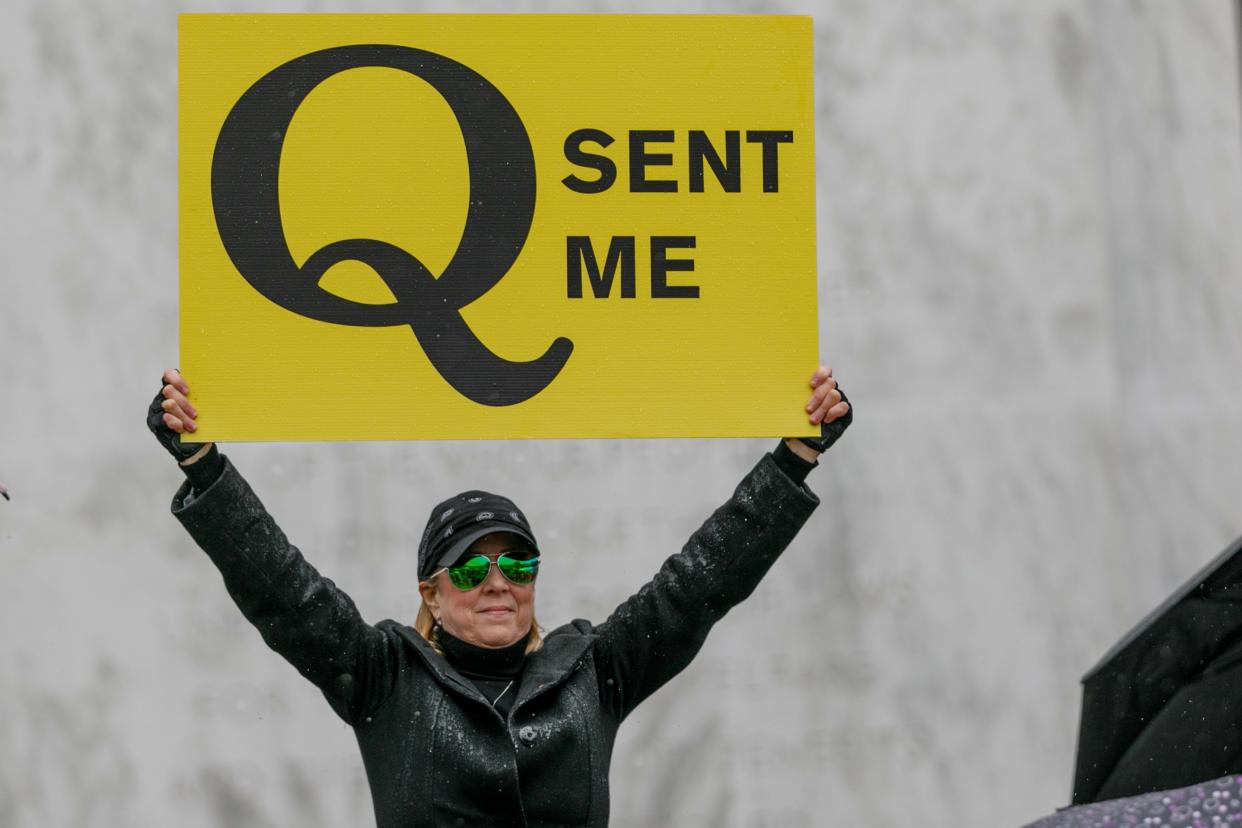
[146,381,205,463]
[797,387,852,453]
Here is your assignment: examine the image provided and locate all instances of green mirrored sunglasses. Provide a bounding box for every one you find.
[438,552,540,591]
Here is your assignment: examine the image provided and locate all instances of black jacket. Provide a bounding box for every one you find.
[172,453,818,827]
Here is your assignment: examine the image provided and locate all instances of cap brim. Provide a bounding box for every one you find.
[434,523,539,571]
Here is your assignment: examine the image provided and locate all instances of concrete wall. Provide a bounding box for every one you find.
[1,1,1240,825]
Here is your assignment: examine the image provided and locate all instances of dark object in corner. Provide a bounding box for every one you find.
[1072,533,1242,804]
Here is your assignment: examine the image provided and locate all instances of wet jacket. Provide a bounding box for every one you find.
[172,453,818,827]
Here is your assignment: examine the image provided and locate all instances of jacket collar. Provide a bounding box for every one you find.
[386,621,596,712]
[512,625,596,710]
[389,624,489,705]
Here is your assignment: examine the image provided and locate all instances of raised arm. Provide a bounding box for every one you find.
[149,369,398,723]
[593,365,851,719]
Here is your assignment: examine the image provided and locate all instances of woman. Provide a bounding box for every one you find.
[148,365,851,827]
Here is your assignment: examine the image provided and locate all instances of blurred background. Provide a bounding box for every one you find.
[2,1,1241,825]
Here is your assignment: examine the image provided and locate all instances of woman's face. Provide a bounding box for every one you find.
[419,532,536,649]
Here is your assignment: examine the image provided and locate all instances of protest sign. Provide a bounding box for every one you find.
[180,14,818,439]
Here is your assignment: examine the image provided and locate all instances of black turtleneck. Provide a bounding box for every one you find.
[437,628,529,717]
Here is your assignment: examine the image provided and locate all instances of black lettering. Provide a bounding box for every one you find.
[211,45,572,406]
[629,130,677,192]
[651,236,697,298]
[688,130,740,192]
[567,236,636,298]
[745,130,793,192]
[562,128,616,194]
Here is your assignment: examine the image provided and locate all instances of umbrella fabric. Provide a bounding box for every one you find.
[1072,535,1242,804]
[1026,774,1242,828]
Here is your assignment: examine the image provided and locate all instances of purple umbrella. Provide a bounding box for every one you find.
[1026,774,1242,828]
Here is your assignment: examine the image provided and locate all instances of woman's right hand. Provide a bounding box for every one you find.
[147,368,211,464]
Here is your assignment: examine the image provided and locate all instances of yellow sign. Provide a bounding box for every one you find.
[180,14,819,440]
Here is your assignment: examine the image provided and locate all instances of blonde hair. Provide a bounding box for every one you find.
[414,583,543,656]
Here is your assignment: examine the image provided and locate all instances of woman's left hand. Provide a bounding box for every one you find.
[805,365,848,425]
[788,365,852,458]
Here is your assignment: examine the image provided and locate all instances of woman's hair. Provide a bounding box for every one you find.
[414,581,544,656]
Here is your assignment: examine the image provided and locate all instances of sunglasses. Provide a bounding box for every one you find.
[436,552,540,591]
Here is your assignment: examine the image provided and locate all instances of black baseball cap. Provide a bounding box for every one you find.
[417,490,539,582]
